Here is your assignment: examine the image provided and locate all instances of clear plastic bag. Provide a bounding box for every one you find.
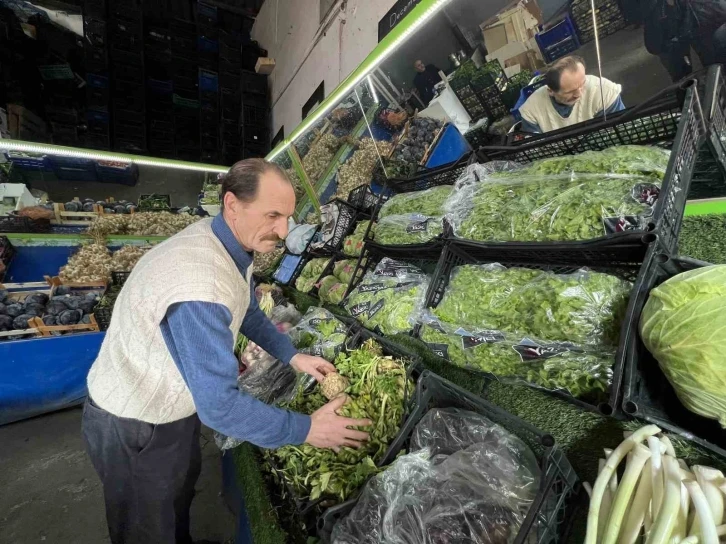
[288,307,348,360]
[343,221,370,257]
[379,185,454,218]
[331,408,540,544]
[434,263,632,348]
[373,213,443,245]
[344,258,430,335]
[310,201,342,250]
[285,222,318,254]
[295,257,331,293]
[333,259,357,284]
[418,312,613,400]
[446,170,661,243]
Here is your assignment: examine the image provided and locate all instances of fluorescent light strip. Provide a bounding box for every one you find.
[0,139,229,173]
[268,0,453,160]
[367,75,379,104]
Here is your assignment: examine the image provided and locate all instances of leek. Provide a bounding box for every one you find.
[648,456,684,544]
[683,479,718,544]
[621,459,654,544]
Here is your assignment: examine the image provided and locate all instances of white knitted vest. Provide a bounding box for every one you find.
[519,75,622,132]
[87,218,250,424]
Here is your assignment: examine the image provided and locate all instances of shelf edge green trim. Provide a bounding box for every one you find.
[684,198,726,216]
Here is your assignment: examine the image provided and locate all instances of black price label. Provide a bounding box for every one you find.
[512,338,569,361]
[350,301,370,317]
[358,283,390,294]
[406,219,429,234]
[603,216,641,234]
[427,342,449,359]
[461,331,505,349]
[308,318,330,327]
[367,299,385,319]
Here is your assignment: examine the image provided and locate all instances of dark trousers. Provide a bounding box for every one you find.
[81,397,202,544]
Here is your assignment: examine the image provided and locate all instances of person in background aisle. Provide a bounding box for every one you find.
[413,59,443,106]
[519,55,625,133]
[81,159,373,544]
[643,0,726,82]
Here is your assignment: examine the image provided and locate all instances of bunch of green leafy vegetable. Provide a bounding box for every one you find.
[288,307,348,361]
[434,264,631,348]
[451,172,660,242]
[419,314,612,401]
[343,221,370,257]
[344,260,429,335]
[268,340,412,501]
[379,186,453,218]
[295,257,331,293]
[315,259,357,304]
[372,214,444,245]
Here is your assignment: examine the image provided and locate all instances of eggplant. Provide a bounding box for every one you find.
[65,201,82,212]
[42,315,57,326]
[0,315,12,331]
[23,302,46,317]
[83,202,96,212]
[58,309,82,325]
[54,286,72,296]
[24,293,49,305]
[5,303,23,318]
[13,314,35,329]
[62,296,82,310]
[80,314,92,324]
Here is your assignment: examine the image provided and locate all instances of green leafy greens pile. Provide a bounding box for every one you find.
[295,257,331,293]
[316,259,357,304]
[267,340,412,501]
[343,220,370,257]
[372,214,444,245]
[345,258,430,335]
[448,145,668,243]
[288,307,348,361]
[379,185,453,218]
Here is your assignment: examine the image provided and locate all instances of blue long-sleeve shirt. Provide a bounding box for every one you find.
[520,94,626,133]
[159,213,310,449]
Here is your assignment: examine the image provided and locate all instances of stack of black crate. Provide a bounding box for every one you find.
[219,29,243,165]
[107,0,145,153]
[36,14,84,146]
[198,2,220,164]
[144,15,174,159]
[240,68,269,158]
[171,17,201,162]
[82,0,110,150]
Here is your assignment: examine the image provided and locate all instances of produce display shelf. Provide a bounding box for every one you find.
[478,82,707,256]
[265,326,423,530]
[317,371,579,543]
[420,240,647,417]
[621,252,726,459]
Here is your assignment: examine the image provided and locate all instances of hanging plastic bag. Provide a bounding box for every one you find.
[331,408,540,544]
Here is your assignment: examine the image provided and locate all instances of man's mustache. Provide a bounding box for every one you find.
[261,234,281,242]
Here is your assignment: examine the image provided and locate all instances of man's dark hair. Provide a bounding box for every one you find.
[221,158,289,208]
[544,55,586,92]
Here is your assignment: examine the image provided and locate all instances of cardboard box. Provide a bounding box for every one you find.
[482,23,508,53]
[255,57,275,75]
[7,105,47,141]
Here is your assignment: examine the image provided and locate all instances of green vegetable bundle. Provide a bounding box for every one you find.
[434,263,632,348]
[640,265,726,427]
[449,171,661,242]
[419,312,613,400]
[379,186,453,218]
[288,307,348,361]
[333,259,357,284]
[372,214,443,245]
[343,221,370,257]
[319,276,348,304]
[268,340,412,501]
[295,257,331,293]
[344,258,430,335]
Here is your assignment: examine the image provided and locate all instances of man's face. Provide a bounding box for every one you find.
[550,63,587,106]
[224,170,295,254]
[414,60,426,73]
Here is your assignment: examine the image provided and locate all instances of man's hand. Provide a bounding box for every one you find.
[306,395,372,451]
[290,353,336,383]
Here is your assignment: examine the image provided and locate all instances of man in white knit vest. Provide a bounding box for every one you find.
[82,159,373,544]
[519,55,625,133]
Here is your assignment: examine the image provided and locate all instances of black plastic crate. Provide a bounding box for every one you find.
[242,104,268,127]
[423,240,648,416]
[84,17,107,48]
[240,70,267,96]
[478,82,706,255]
[321,200,360,253]
[385,151,475,193]
[0,216,51,233]
[621,252,726,458]
[347,185,378,212]
[318,370,579,544]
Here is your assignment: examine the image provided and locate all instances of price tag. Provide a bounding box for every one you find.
[512,337,569,361]
[367,299,385,319]
[427,342,449,359]
[349,301,370,317]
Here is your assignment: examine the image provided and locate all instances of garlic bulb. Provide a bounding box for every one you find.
[334,138,393,200]
[59,243,113,283]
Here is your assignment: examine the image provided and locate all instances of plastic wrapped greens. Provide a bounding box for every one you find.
[344,258,430,335]
[295,257,331,293]
[343,221,370,256]
[435,263,631,348]
[332,408,540,544]
[319,276,348,304]
[372,214,444,245]
[288,307,348,361]
[333,259,357,284]
[419,312,613,399]
[378,185,454,218]
[447,166,662,242]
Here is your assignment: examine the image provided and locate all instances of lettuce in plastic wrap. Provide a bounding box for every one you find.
[379,185,453,218]
[372,213,443,245]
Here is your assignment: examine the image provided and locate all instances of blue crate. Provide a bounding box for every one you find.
[199,69,219,93]
[425,124,472,169]
[272,253,304,284]
[48,156,99,182]
[5,151,50,170]
[96,161,139,186]
[198,36,219,54]
[535,15,581,63]
[86,73,109,88]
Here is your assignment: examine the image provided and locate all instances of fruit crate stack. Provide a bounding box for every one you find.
[107,0,146,154]
[471,60,510,121]
[198,2,221,164]
[570,0,626,45]
[144,21,175,159]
